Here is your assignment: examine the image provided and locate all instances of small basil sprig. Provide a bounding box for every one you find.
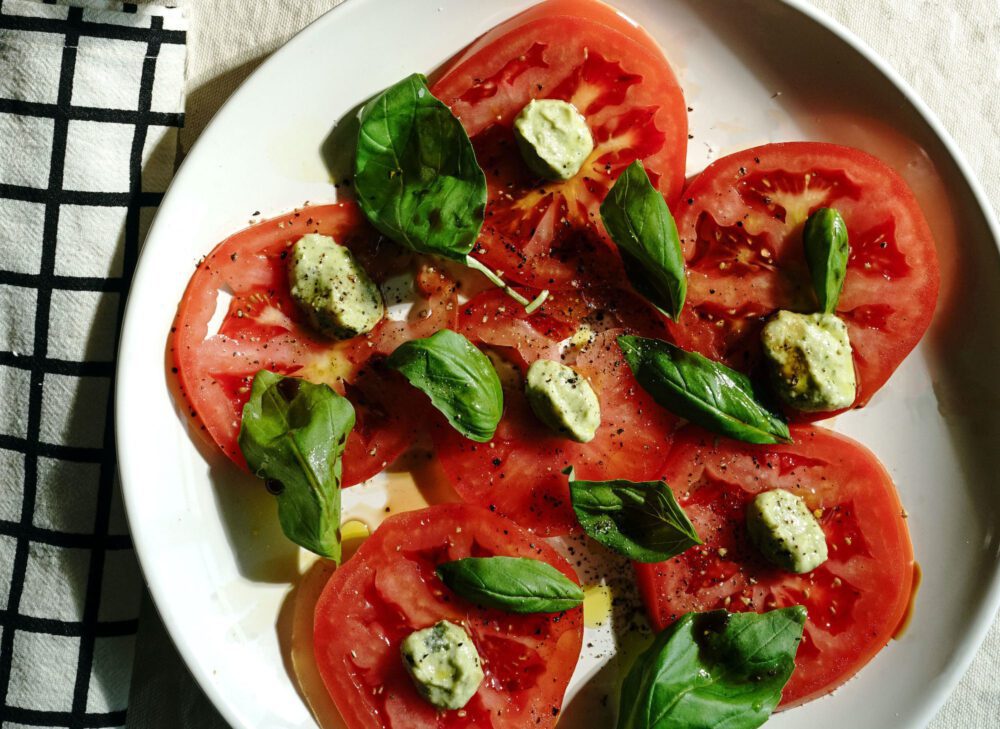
[567,468,701,563]
[353,73,547,311]
[600,160,687,320]
[803,207,849,313]
[436,556,583,613]
[238,370,355,561]
[617,607,806,729]
[387,329,503,442]
[618,335,790,444]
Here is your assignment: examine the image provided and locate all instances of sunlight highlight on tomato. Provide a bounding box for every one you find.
[170,203,458,485]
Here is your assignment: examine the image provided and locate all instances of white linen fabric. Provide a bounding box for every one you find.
[0,0,185,726]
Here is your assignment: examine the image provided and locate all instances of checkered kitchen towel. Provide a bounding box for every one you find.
[0,0,185,725]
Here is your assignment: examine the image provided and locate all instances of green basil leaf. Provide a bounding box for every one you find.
[238,370,355,561]
[568,471,701,563]
[436,556,584,613]
[617,607,806,729]
[618,335,790,444]
[600,160,686,320]
[803,207,849,314]
[387,329,502,442]
[354,73,486,260]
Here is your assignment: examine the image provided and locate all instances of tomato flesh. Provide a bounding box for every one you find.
[634,425,914,707]
[670,142,939,415]
[170,203,458,485]
[313,504,583,728]
[433,288,677,535]
[431,0,687,290]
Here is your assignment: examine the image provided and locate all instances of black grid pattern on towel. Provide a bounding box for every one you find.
[0,1,185,726]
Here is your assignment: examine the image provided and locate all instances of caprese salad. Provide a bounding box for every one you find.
[169,0,937,726]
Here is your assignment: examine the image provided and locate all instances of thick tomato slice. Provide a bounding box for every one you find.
[313,504,583,729]
[670,142,939,416]
[433,288,677,536]
[634,425,914,707]
[431,0,687,290]
[170,203,458,486]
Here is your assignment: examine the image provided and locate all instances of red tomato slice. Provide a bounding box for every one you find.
[434,288,677,535]
[634,425,914,707]
[170,203,458,486]
[670,142,939,416]
[431,0,687,290]
[313,503,583,729]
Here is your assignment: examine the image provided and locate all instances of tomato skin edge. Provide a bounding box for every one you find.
[313,503,584,729]
[168,202,443,487]
[430,0,676,88]
[168,204,364,471]
[633,424,915,709]
[672,141,940,416]
[432,0,688,208]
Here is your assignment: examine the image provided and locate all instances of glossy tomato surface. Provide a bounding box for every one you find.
[670,142,939,415]
[431,0,687,290]
[433,287,678,535]
[313,504,583,729]
[170,203,457,485]
[634,425,914,707]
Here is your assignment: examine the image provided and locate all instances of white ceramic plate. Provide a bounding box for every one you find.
[116,1,1000,727]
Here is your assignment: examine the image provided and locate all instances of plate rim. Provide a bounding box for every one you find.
[115,1,1000,727]
[765,3,1000,725]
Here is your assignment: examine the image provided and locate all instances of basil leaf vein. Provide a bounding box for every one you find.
[803,207,849,314]
[568,471,701,563]
[618,335,790,444]
[436,556,584,613]
[600,160,687,320]
[617,607,806,729]
[354,72,486,260]
[238,370,355,561]
[387,328,503,442]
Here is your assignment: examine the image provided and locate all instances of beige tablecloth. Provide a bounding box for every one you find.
[127,1,1000,727]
